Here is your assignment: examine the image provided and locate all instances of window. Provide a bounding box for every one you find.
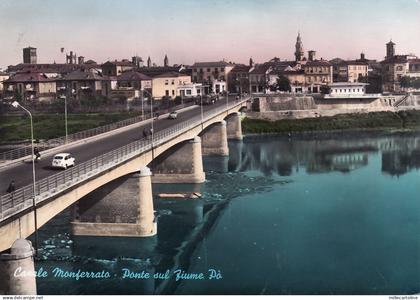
[214,68,218,72]
[193,76,197,82]
[186,89,192,95]
[172,90,175,96]
[207,68,211,72]
[165,90,169,96]
[165,80,169,85]
[179,80,182,85]
[221,67,225,72]
[171,80,175,85]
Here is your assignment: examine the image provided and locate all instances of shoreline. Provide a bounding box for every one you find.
[241,110,420,138]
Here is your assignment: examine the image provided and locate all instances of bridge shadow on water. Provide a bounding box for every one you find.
[32,140,289,295]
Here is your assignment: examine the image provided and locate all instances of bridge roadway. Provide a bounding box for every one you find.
[0,98,238,197]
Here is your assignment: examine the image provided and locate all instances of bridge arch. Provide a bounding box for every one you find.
[0,101,246,252]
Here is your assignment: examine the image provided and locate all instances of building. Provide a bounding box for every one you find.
[303,60,333,93]
[177,83,203,98]
[151,71,191,99]
[105,70,152,101]
[132,56,144,68]
[0,71,10,97]
[381,40,419,92]
[3,72,56,101]
[249,64,272,93]
[333,60,369,83]
[191,61,234,91]
[295,32,305,62]
[325,82,369,98]
[7,63,100,78]
[101,60,135,76]
[228,64,252,94]
[116,70,151,90]
[23,47,37,64]
[57,69,104,100]
[66,51,77,64]
[283,70,306,93]
[138,66,185,78]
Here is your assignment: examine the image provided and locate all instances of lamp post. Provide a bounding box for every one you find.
[143,89,154,158]
[11,101,39,256]
[59,95,68,144]
[141,89,144,120]
[200,85,204,130]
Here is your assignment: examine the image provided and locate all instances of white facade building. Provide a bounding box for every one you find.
[178,83,203,97]
[323,82,383,99]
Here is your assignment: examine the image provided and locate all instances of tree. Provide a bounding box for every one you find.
[276,75,291,92]
[400,76,412,89]
[320,85,331,94]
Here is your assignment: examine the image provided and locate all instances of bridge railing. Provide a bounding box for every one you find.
[0,102,200,163]
[0,98,247,222]
[0,114,148,162]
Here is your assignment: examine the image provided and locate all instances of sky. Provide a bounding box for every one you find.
[0,0,419,68]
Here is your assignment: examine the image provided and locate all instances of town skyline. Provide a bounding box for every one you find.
[1,0,420,68]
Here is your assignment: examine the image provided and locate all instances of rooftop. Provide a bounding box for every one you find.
[138,66,186,77]
[7,63,99,74]
[153,71,189,78]
[230,64,252,73]
[250,64,272,74]
[192,61,233,68]
[62,69,104,81]
[117,70,151,81]
[5,72,52,83]
[102,60,134,67]
[304,60,332,67]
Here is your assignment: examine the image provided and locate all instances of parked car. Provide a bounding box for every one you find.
[168,111,178,119]
[52,153,75,169]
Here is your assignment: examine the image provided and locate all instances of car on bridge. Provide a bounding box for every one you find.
[52,153,75,169]
[168,111,178,119]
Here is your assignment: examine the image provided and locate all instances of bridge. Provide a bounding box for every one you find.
[0,97,248,255]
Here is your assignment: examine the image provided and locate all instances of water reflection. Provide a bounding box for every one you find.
[235,133,420,177]
[34,131,420,295]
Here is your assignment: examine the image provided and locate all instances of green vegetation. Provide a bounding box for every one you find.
[0,112,139,142]
[400,76,420,89]
[242,110,420,134]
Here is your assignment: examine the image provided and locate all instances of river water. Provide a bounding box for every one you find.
[33,132,420,295]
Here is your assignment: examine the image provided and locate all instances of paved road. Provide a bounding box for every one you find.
[0,98,239,196]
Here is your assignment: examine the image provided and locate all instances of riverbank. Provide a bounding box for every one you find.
[0,112,139,142]
[242,110,420,134]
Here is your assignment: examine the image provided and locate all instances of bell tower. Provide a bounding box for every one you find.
[295,32,304,62]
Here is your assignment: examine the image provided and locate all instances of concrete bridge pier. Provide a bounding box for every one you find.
[0,239,37,295]
[151,136,205,183]
[226,112,243,140]
[71,166,157,237]
[201,120,229,156]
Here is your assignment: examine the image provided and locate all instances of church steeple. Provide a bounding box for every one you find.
[147,56,151,68]
[295,31,304,62]
[164,54,169,67]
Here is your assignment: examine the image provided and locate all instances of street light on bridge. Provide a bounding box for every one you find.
[11,101,39,256]
[142,90,154,159]
[59,95,68,144]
